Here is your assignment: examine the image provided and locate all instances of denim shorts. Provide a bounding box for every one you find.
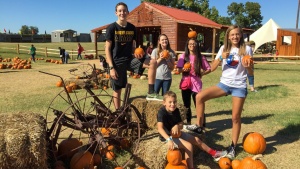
[217,82,248,98]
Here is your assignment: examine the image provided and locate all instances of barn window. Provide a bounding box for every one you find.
[281,36,292,45]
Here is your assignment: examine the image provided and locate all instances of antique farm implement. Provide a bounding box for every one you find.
[40,61,146,169]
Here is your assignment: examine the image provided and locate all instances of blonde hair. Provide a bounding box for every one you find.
[223,25,247,56]
[163,91,177,101]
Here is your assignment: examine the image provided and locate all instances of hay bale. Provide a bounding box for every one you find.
[134,129,168,169]
[131,98,187,129]
[0,112,47,169]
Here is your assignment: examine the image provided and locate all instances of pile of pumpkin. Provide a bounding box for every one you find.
[0,57,32,69]
[84,54,94,59]
[52,128,138,169]
[45,59,63,64]
[218,132,268,169]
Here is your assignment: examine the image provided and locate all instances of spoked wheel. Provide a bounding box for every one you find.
[69,63,94,78]
[46,87,141,169]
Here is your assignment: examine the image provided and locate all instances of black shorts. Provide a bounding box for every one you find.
[110,57,146,91]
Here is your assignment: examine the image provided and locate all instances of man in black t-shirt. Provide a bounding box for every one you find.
[105,2,159,109]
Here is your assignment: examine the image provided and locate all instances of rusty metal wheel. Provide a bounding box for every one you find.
[46,85,141,169]
[68,63,95,78]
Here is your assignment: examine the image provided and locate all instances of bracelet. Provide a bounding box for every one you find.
[219,55,223,61]
[165,136,173,142]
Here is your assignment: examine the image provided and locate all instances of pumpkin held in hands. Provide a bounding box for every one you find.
[134,45,145,58]
[242,55,254,66]
[243,132,266,155]
[162,50,170,59]
[188,28,197,38]
[183,62,191,70]
[167,149,182,165]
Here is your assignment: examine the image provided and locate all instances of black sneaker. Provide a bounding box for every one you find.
[225,146,235,160]
[183,124,204,134]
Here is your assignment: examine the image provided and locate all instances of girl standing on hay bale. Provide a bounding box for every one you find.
[157,91,227,169]
[151,34,176,98]
[177,38,211,126]
[191,25,254,160]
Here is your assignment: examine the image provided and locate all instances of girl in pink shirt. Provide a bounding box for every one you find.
[177,38,211,125]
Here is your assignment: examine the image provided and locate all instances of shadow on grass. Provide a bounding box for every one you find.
[264,123,300,154]
[255,67,300,72]
[0,70,20,73]
[255,84,281,90]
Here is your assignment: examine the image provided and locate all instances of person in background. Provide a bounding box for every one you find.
[177,38,211,126]
[29,44,36,62]
[77,43,84,60]
[187,25,254,160]
[157,91,227,169]
[64,50,69,64]
[58,47,65,63]
[151,34,175,98]
[146,42,154,57]
[105,2,158,109]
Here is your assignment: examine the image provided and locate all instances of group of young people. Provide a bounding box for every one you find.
[105,2,255,169]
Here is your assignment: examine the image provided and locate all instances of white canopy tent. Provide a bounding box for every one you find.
[245,18,291,52]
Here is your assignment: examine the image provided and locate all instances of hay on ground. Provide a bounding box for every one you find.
[0,112,47,169]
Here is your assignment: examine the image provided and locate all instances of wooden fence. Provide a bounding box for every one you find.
[0,44,105,60]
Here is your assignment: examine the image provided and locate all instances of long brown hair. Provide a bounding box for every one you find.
[223,25,247,56]
[183,38,203,78]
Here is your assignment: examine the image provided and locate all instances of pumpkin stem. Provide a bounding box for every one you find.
[252,154,263,160]
[189,28,193,31]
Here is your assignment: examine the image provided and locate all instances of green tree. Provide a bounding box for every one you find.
[227,2,262,30]
[19,25,39,35]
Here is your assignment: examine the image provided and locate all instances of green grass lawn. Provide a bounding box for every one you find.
[1,43,300,168]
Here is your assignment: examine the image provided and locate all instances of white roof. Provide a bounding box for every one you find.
[246,18,291,52]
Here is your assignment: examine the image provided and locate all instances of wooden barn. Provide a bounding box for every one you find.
[91,2,223,57]
[276,28,300,56]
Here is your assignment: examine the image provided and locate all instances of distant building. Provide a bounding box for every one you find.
[51,29,77,42]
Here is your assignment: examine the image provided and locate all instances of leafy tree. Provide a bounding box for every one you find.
[19,25,39,35]
[227,2,262,30]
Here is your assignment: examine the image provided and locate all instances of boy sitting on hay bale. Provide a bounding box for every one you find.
[157,91,227,169]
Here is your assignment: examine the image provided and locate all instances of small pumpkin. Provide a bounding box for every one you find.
[115,167,124,169]
[232,159,241,169]
[166,149,182,165]
[218,157,231,169]
[238,154,267,169]
[70,150,94,169]
[165,162,187,169]
[106,151,115,160]
[188,28,197,38]
[134,45,145,56]
[242,55,253,65]
[162,50,170,59]
[183,62,191,69]
[66,85,73,93]
[243,132,266,155]
[56,81,63,87]
[101,128,111,136]
[57,138,82,160]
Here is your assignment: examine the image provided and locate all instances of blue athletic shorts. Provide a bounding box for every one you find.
[217,82,248,98]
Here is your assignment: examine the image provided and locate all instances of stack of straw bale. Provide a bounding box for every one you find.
[0,112,47,169]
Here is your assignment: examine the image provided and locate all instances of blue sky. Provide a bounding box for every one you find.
[1,0,299,34]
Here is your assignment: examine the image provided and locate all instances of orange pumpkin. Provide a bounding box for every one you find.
[242,55,253,65]
[103,86,107,90]
[134,45,145,56]
[107,145,115,151]
[115,167,124,169]
[232,159,241,169]
[57,138,82,160]
[162,50,170,59]
[238,154,267,169]
[101,128,111,136]
[70,151,94,169]
[66,86,73,93]
[106,151,115,160]
[165,162,188,169]
[167,149,182,165]
[69,82,77,90]
[243,132,266,154]
[93,154,102,165]
[137,167,146,169]
[188,28,197,38]
[56,81,63,87]
[171,130,181,138]
[218,157,231,169]
[183,62,191,69]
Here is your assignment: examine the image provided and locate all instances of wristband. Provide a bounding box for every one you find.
[219,55,223,61]
[166,136,173,142]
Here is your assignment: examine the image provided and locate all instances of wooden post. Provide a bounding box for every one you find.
[17,44,19,54]
[45,47,48,57]
[94,32,98,58]
[212,28,216,60]
[71,49,74,60]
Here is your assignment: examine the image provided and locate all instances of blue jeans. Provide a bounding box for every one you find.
[77,53,82,59]
[154,79,172,96]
